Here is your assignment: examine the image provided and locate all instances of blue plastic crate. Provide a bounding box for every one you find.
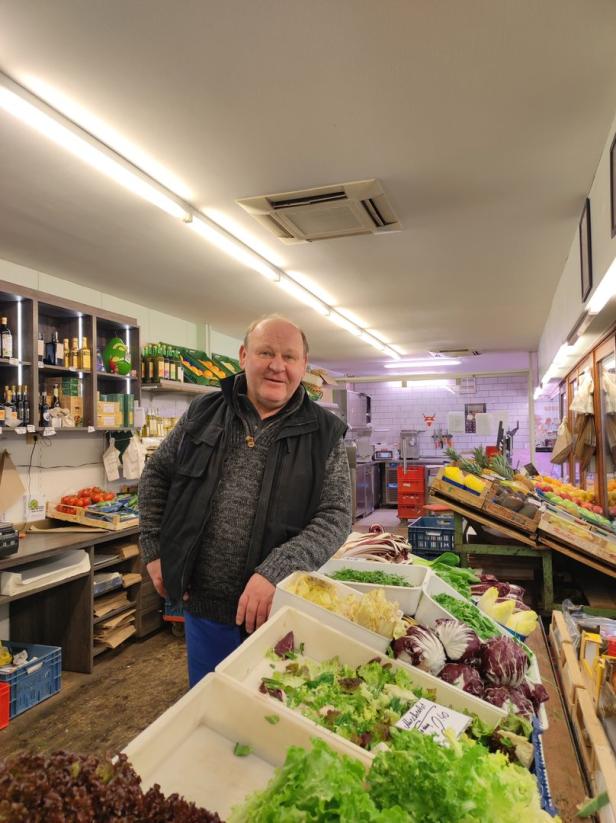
[0,641,62,719]
[408,515,455,558]
[163,598,184,623]
[532,717,559,816]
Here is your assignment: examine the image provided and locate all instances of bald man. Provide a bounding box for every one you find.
[139,315,352,686]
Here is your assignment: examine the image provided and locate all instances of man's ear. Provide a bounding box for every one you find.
[239,344,247,369]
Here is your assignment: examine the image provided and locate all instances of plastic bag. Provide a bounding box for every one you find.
[122,436,145,479]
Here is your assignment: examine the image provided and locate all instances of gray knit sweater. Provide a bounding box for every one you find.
[139,384,352,625]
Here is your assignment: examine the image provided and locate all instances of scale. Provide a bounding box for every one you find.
[0,522,19,558]
[399,429,425,468]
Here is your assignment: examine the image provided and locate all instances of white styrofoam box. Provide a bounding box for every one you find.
[217,605,506,730]
[318,558,427,615]
[124,672,370,819]
[271,571,393,652]
[0,549,91,595]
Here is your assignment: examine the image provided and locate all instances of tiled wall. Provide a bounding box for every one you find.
[353,374,533,466]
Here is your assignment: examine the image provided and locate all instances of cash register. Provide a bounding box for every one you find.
[0,522,19,558]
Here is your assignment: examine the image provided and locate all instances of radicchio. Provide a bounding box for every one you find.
[439,662,484,697]
[483,686,535,719]
[391,626,446,675]
[519,678,549,711]
[481,636,528,687]
[434,618,482,662]
[274,631,295,657]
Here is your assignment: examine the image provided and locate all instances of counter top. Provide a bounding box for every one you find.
[0,525,140,570]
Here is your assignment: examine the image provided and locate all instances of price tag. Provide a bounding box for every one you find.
[43,427,56,437]
[396,698,471,746]
[15,427,27,435]
[9,357,19,365]
[26,425,36,433]
[87,426,95,433]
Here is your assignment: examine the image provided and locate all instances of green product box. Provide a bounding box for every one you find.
[124,394,134,427]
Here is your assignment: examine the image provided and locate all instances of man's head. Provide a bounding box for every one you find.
[240,314,308,417]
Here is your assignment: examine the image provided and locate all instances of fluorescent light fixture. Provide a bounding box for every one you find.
[286,272,338,305]
[385,348,402,360]
[204,208,285,267]
[533,386,542,400]
[404,379,453,388]
[277,276,330,315]
[335,307,368,327]
[360,332,387,352]
[588,256,616,315]
[328,312,362,336]
[17,299,22,385]
[554,343,577,366]
[384,358,461,369]
[188,217,280,281]
[0,85,189,220]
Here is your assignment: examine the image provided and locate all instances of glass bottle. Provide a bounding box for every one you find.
[39,392,50,427]
[80,337,92,371]
[51,383,60,409]
[176,349,184,383]
[22,385,30,426]
[37,332,45,365]
[63,338,71,368]
[0,317,13,359]
[155,345,164,383]
[70,337,80,369]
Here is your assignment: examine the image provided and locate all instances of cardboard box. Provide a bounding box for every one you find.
[61,396,84,425]
[97,401,117,415]
[96,415,117,429]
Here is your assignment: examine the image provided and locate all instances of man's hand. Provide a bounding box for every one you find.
[236,573,275,633]
[146,558,168,598]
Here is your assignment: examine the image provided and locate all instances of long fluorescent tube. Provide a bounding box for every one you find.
[278,276,330,315]
[188,217,280,281]
[588,257,616,315]
[328,312,362,336]
[384,358,461,369]
[360,332,387,352]
[0,85,188,221]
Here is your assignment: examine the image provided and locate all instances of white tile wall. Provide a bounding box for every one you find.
[355,374,532,466]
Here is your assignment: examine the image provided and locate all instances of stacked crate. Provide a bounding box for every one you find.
[397,465,425,519]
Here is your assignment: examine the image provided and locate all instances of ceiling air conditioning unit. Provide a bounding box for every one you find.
[430,349,482,358]
[236,179,401,244]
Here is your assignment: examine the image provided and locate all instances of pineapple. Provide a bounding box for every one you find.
[473,447,490,469]
[489,454,514,480]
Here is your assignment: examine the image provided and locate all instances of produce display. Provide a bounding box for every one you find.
[286,573,405,638]
[230,733,557,823]
[432,593,501,640]
[334,530,410,563]
[391,621,548,720]
[0,750,221,822]
[54,487,139,521]
[476,586,539,637]
[534,476,613,529]
[410,552,480,598]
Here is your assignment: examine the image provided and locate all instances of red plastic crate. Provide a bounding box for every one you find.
[0,683,9,730]
[398,506,423,519]
[398,493,424,508]
[397,466,424,481]
[398,479,425,494]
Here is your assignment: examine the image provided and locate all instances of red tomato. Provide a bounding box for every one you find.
[91,493,103,503]
[66,496,79,506]
[61,495,72,504]
[104,492,115,501]
[81,497,92,507]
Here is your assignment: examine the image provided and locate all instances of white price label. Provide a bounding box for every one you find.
[26,425,36,433]
[15,427,26,435]
[396,698,471,746]
[87,426,95,433]
[43,427,56,437]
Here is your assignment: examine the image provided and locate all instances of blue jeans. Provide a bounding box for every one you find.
[183,611,244,688]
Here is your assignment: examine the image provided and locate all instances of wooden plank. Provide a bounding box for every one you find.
[578,570,616,610]
[539,511,616,569]
[483,498,540,533]
[430,492,539,547]
[540,536,616,580]
[47,503,139,532]
[571,690,616,819]
[430,473,491,510]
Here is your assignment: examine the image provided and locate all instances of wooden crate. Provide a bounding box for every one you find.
[539,510,616,569]
[482,486,541,534]
[571,690,616,823]
[47,503,139,532]
[559,642,587,707]
[548,610,574,665]
[430,469,491,511]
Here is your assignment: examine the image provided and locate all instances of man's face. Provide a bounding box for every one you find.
[240,320,308,417]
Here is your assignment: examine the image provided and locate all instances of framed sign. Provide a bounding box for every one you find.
[464,402,486,434]
[611,134,616,237]
[580,198,592,303]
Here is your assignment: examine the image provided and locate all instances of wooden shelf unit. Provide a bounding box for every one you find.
[0,278,141,430]
[141,378,219,395]
[1,527,161,673]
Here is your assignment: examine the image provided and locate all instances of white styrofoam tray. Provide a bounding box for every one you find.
[271,571,395,652]
[217,605,506,733]
[123,672,370,820]
[318,557,427,614]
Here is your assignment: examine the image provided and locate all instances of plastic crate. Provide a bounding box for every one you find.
[163,598,184,623]
[0,682,9,729]
[408,515,455,558]
[0,641,61,719]
[532,717,559,816]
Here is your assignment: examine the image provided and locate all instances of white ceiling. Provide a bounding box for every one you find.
[1,0,616,374]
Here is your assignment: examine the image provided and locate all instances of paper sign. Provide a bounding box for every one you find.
[88,426,95,433]
[43,427,56,437]
[447,411,465,434]
[15,427,26,435]
[395,698,471,745]
[26,425,36,433]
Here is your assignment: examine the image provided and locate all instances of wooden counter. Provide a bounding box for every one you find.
[0,526,140,570]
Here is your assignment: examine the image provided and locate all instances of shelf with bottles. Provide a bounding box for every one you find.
[0,357,31,367]
[38,302,94,372]
[141,378,218,395]
[0,381,34,430]
[141,343,185,386]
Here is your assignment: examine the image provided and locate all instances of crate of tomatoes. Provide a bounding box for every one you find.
[48,487,139,531]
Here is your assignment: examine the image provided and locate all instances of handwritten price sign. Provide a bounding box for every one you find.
[395,697,471,745]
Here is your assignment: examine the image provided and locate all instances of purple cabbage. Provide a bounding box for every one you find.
[391,626,446,675]
[434,618,482,662]
[520,678,549,711]
[481,636,529,687]
[439,662,484,697]
[274,631,295,658]
[483,686,535,719]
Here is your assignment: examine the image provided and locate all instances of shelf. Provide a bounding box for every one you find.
[97,371,138,381]
[38,363,92,375]
[93,603,136,625]
[93,644,110,657]
[0,357,31,366]
[92,554,127,571]
[142,379,219,395]
[0,570,91,606]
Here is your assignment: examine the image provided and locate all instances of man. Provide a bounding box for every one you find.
[139,314,352,687]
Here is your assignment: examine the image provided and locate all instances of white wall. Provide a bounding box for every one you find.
[355,374,532,467]
[539,106,616,376]
[209,328,242,359]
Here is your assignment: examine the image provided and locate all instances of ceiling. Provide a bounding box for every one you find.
[1,0,616,374]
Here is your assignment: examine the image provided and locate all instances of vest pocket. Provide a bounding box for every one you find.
[177,437,216,477]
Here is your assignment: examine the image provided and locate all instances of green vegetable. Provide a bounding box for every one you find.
[229,738,407,822]
[433,593,500,640]
[368,728,555,822]
[264,714,280,725]
[329,569,410,587]
[233,743,252,757]
[577,791,609,817]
